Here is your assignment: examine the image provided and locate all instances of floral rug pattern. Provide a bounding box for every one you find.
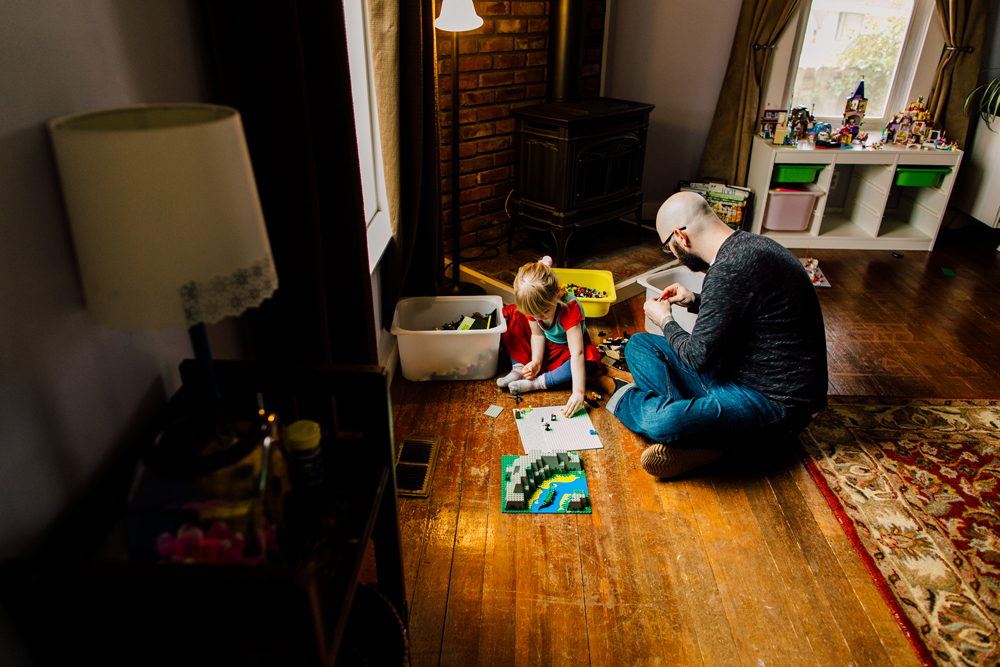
[799,398,1000,667]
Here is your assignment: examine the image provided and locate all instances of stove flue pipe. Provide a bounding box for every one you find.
[546,0,586,103]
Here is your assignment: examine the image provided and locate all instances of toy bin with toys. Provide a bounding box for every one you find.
[390,295,507,381]
[637,266,705,335]
[552,268,617,318]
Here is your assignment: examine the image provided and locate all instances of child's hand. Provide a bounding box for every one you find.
[562,389,585,418]
[522,360,541,379]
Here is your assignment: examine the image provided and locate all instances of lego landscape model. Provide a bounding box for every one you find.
[501,450,591,514]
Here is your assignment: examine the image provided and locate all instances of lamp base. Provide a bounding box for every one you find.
[444,262,487,295]
[441,280,487,296]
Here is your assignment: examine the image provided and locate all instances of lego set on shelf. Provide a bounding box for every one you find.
[758,77,958,152]
[870,97,958,151]
[759,78,870,148]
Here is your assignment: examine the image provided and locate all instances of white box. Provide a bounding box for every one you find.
[637,267,705,335]
[762,183,822,231]
[390,295,507,381]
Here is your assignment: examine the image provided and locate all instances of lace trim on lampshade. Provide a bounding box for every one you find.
[179,257,277,327]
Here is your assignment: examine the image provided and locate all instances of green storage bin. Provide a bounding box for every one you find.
[771,164,825,184]
[894,166,952,187]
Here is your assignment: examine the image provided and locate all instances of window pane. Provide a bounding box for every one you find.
[792,0,914,119]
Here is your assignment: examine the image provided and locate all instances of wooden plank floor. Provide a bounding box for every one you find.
[388,221,1000,666]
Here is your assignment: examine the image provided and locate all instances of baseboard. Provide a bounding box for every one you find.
[378,331,399,388]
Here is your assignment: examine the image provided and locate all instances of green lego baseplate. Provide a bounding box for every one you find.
[500,451,592,514]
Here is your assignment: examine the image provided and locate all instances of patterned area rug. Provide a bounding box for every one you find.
[799,398,1000,667]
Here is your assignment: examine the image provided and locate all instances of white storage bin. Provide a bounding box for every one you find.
[762,183,822,231]
[390,295,507,381]
[637,266,705,335]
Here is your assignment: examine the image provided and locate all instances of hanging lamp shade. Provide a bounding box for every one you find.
[434,0,483,32]
[48,104,277,332]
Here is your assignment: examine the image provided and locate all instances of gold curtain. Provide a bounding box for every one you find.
[367,0,401,237]
[697,0,802,186]
[926,0,992,149]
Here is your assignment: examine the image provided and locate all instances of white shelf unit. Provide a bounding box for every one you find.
[747,136,963,250]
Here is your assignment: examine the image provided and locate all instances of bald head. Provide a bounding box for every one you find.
[655,191,735,268]
[655,192,727,238]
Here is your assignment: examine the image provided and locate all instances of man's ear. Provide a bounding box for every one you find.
[674,228,691,248]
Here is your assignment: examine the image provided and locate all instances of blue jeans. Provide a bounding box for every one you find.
[607,333,794,450]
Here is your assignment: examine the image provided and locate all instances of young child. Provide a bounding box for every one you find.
[498,256,602,417]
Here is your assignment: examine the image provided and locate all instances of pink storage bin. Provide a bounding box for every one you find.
[762,183,822,231]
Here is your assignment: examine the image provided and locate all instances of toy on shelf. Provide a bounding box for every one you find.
[759,91,818,146]
[789,105,815,143]
[840,77,867,146]
[881,97,955,150]
[811,122,836,148]
[758,109,786,140]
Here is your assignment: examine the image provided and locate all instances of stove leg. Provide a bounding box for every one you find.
[507,214,518,254]
[549,227,574,268]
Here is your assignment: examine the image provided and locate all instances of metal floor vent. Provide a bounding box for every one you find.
[395,436,441,498]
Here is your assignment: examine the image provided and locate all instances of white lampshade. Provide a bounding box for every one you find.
[434,0,483,32]
[49,104,278,332]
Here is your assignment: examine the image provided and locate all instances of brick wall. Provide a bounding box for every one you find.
[438,1,608,257]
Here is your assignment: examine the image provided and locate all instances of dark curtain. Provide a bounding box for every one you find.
[378,0,442,325]
[926,0,992,150]
[202,1,378,365]
[698,0,802,186]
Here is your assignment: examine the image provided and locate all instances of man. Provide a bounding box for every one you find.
[595,192,828,479]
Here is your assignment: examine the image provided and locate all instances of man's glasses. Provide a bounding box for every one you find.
[661,227,687,253]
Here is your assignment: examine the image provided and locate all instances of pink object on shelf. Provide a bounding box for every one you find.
[762,183,823,231]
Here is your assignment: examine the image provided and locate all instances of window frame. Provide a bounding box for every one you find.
[342,0,392,275]
[761,0,944,131]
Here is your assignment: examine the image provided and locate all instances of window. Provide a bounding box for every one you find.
[769,0,940,127]
[343,0,392,274]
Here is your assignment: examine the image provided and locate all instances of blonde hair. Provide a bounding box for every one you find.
[513,261,565,317]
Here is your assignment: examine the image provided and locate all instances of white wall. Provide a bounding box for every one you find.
[603,0,744,208]
[0,1,247,562]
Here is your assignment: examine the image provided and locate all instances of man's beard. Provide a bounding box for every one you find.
[672,242,710,272]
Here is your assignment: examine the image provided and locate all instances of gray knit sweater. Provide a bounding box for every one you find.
[663,231,828,421]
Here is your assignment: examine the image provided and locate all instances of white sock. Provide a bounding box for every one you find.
[497,364,525,388]
[508,375,547,394]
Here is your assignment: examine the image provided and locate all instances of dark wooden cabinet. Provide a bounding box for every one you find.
[0,361,407,666]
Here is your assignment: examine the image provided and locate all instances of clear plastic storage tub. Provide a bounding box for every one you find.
[636,266,705,335]
[390,295,507,381]
[762,183,822,231]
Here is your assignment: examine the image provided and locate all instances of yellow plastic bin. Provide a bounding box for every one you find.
[552,268,617,317]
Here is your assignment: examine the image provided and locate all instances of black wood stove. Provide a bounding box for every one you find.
[508,0,654,268]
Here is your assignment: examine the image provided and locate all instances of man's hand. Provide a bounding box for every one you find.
[658,282,695,307]
[644,298,674,329]
[562,389,585,418]
[522,360,541,379]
